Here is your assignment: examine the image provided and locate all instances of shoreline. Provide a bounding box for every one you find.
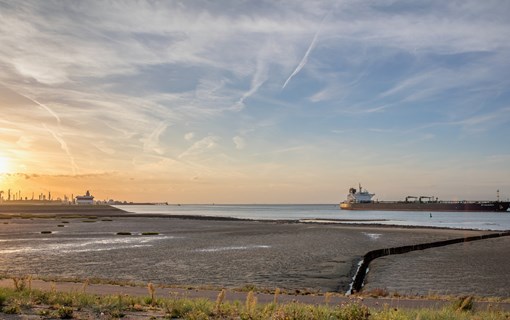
[1,203,508,232]
[2,207,509,298]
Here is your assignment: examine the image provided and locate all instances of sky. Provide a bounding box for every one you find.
[0,0,510,203]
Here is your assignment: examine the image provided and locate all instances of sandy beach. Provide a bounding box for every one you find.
[2,209,504,296]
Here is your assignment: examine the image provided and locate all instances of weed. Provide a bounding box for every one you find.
[273,287,280,305]
[164,298,194,318]
[0,291,6,307]
[244,290,257,317]
[240,284,258,292]
[214,289,226,314]
[454,295,474,312]
[82,279,89,293]
[324,292,333,304]
[367,287,389,298]
[12,276,32,292]
[38,309,51,316]
[56,305,74,319]
[147,282,156,306]
[2,303,21,314]
[336,301,371,320]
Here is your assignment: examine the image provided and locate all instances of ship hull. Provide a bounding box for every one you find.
[340,201,510,212]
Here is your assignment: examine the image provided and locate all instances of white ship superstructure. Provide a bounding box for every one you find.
[76,190,94,205]
[345,184,375,203]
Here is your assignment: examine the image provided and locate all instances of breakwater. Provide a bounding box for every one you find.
[349,231,510,294]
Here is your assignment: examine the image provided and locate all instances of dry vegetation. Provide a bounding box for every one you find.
[0,278,509,320]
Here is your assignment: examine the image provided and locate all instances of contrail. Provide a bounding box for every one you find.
[282,14,329,90]
[0,83,61,123]
[33,98,61,124]
[22,94,61,123]
[44,124,79,175]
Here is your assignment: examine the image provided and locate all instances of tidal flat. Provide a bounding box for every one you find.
[0,215,501,295]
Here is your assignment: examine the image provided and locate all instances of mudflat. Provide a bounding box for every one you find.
[1,212,498,296]
[364,235,510,297]
[0,204,126,215]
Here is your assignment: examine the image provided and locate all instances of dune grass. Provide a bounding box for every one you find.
[0,283,509,320]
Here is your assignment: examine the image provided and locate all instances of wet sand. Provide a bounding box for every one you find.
[364,236,510,297]
[0,214,493,294]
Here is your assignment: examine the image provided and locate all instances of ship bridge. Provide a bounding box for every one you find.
[346,184,375,203]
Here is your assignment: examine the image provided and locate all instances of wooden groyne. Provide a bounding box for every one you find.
[349,231,510,294]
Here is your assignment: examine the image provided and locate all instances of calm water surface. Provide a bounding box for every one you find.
[116,204,510,231]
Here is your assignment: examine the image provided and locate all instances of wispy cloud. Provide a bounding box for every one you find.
[233,136,246,150]
[454,107,510,132]
[410,106,510,133]
[141,121,170,155]
[233,56,269,111]
[184,132,195,141]
[178,136,219,160]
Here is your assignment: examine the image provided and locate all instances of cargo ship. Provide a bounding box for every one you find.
[340,185,510,212]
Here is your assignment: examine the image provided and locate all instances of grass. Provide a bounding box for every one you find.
[0,283,509,320]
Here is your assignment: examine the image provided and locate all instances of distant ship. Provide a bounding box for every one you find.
[340,184,510,212]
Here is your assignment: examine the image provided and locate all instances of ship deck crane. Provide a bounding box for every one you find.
[419,196,435,203]
[405,196,418,202]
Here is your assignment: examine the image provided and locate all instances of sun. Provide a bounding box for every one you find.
[0,156,10,174]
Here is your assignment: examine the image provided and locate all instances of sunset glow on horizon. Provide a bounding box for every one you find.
[1,1,510,203]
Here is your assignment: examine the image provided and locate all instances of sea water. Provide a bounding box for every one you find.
[115,204,510,231]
